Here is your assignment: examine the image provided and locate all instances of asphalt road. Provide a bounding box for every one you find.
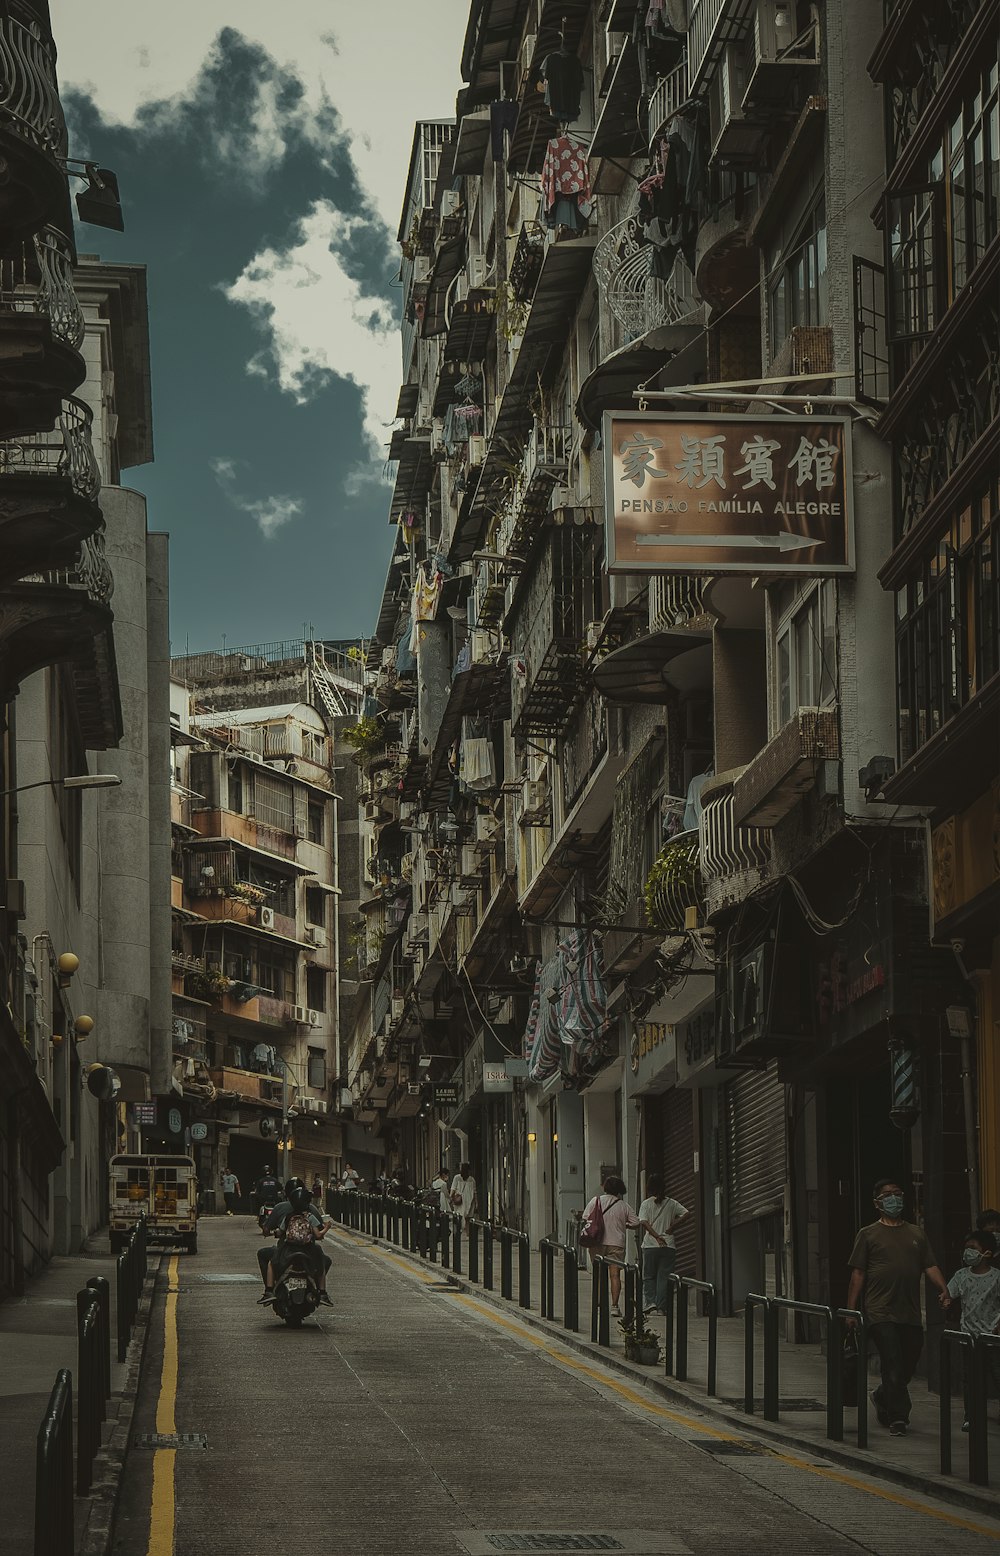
[111,1219,1000,1556]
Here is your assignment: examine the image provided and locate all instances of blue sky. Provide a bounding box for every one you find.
[50,3,459,652]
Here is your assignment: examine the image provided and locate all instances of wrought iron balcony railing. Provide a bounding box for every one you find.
[0,394,101,499]
[644,830,704,934]
[699,782,771,914]
[24,526,113,604]
[648,574,709,631]
[0,13,68,158]
[647,58,689,146]
[593,216,696,340]
[0,227,84,348]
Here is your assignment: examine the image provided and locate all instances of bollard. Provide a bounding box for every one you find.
[451,1215,463,1275]
[563,1245,579,1333]
[518,1234,531,1310]
[86,1275,111,1406]
[664,1276,677,1377]
[76,1290,100,1495]
[469,1220,480,1283]
[540,1241,554,1319]
[591,1259,610,1347]
[34,1370,73,1556]
[676,1280,689,1382]
[482,1222,494,1291]
[763,1300,780,1421]
[500,1228,513,1300]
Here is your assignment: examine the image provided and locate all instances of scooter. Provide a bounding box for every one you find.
[257,1201,277,1235]
[271,1250,321,1326]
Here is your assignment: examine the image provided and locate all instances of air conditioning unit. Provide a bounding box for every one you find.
[469,629,493,666]
[306,1008,321,1027]
[432,416,446,454]
[468,254,489,291]
[305,925,327,949]
[519,32,536,87]
[466,433,486,468]
[259,906,275,929]
[246,750,265,765]
[364,800,381,822]
[709,41,766,164]
[475,810,500,844]
[407,1083,422,1097]
[391,995,405,1023]
[292,1004,307,1024]
[520,777,547,821]
[440,188,461,219]
[381,644,396,670]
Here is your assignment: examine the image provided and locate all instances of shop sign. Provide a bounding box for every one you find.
[190,1123,208,1142]
[631,1019,677,1090]
[604,412,854,575]
[133,1103,156,1127]
[483,1062,513,1094]
[675,1004,718,1087]
[434,1084,460,1107]
[167,1107,183,1136]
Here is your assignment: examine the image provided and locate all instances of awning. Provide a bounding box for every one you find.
[507,0,593,174]
[424,657,511,804]
[388,433,433,524]
[592,631,713,704]
[394,383,419,420]
[461,0,529,107]
[443,294,496,363]
[454,110,491,175]
[576,320,705,433]
[423,234,465,338]
[590,40,646,160]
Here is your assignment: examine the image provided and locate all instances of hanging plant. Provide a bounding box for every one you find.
[341,715,384,755]
[643,833,702,934]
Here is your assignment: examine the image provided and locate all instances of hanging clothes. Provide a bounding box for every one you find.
[524,957,562,1082]
[557,931,610,1062]
[537,47,585,123]
[541,136,593,233]
[461,738,496,792]
[490,98,519,161]
[413,561,442,622]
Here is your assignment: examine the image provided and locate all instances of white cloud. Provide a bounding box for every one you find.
[223,201,400,479]
[49,2,460,229]
[211,456,301,539]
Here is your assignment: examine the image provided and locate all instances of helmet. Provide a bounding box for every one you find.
[289,1185,313,1212]
[285,1176,305,1196]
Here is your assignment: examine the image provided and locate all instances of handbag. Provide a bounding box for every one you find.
[580,1194,618,1249]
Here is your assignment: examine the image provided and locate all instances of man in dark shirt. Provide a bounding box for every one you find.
[847,1177,951,1435]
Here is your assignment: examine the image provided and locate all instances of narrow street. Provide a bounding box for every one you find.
[112,1221,1000,1556]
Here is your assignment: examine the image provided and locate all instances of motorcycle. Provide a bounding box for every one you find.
[271,1250,321,1326]
[257,1201,277,1235]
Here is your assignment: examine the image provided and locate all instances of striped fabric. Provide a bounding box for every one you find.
[523,932,610,1082]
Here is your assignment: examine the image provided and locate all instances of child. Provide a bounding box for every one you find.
[945,1229,1000,1431]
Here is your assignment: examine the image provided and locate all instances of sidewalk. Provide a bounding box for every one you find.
[348,1228,1000,1519]
[0,1230,158,1556]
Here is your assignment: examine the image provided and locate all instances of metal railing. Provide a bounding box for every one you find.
[0,395,101,500]
[744,1293,868,1447]
[940,1329,1000,1486]
[647,57,689,145]
[593,215,696,341]
[498,1226,531,1308]
[591,1256,641,1348]
[0,13,68,158]
[116,1215,147,1362]
[34,1370,73,1556]
[26,526,114,605]
[0,227,85,348]
[540,1238,580,1333]
[663,1273,718,1395]
[77,1279,108,1495]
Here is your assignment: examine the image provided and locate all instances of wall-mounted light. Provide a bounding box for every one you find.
[73,1014,94,1039]
[552,1132,558,1144]
[527,1132,536,1144]
[57,952,79,989]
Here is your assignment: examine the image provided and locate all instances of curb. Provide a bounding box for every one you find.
[342,1226,1000,1524]
[77,1254,163,1556]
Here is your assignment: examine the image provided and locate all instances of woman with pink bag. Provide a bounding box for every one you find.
[580,1175,658,1317]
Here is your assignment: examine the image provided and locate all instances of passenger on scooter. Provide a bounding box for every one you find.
[258,1184,332,1306]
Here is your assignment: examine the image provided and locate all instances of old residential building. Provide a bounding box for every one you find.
[345,0,998,1354]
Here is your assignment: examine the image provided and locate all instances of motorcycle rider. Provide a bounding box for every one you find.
[253,1163,284,1214]
[257,1179,332,1305]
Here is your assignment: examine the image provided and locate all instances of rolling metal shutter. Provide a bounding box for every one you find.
[659,1088,697,1277]
[725,1063,785,1226]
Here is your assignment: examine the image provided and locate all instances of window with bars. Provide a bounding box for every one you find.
[251,771,293,834]
[774,580,838,729]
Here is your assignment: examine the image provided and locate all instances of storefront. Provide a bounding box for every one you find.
[629,996,699,1277]
[724,1064,786,1305]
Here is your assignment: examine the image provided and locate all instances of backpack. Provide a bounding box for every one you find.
[283,1211,314,1244]
[580,1195,617,1248]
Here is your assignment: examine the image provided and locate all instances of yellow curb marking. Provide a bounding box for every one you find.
[147,1254,179,1556]
[339,1229,1000,1542]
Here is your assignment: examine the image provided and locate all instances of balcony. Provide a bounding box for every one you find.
[500,422,572,559]
[508,221,546,303]
[699,777,771,916]
[594,217,697,342]
[0,228,86,437]
[644,831,705,934]
[732,707,840,828]
[0,394,102,578]
[3,527,120,745]
[190,808,299,862]
[509,514,605,738]
[0,9,70,246]
[647,58,690,146]
[208,1067,283,1106]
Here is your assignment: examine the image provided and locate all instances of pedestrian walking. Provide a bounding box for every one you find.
[449,1162,478,1229]
[846,1176,952,1435]
[341,1163,361,1191]
[431,1165,451,1216]
[638,1174,690,1315]
[311,1175,323,1205]
[221,1168,240,1215]
[946,1228,1000,1432]
[580,1175,646,1317]
[977,1208,1000,1239]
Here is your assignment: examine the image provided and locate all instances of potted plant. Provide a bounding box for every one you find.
[618,1313,661,1365]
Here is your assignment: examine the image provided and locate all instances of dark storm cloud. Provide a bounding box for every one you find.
[64,29,398,652]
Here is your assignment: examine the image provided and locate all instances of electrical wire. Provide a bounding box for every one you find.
[460,964,522,1058]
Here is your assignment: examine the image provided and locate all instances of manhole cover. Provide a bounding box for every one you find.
[456,1536,691,1554]
[722,1398,825,1412]
[193,1274,260,1283]
[699,1440,767,1456]
[134,1433,208,1450]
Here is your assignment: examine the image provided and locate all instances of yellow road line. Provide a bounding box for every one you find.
[343,1232,1000,1542]
[147,1254,180,1556]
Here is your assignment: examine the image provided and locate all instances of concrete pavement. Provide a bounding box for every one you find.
[110,1218,1000,1554]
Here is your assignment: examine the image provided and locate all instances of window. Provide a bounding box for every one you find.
[775,581,838,727]
[256,955,291,1000]
[307,799,325,845]
[305,887,326,927]
[768,199,828,355]
[252,772,294,833]
[228,768,243,814]
[307,1049,326,1090]
[306,966,327,1013]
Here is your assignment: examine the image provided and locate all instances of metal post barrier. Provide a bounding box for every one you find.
[835,1309,868,1449]
[665,1276,717,1392]
[439,1212,450,1267]
[664,1276,677,1377]
[591,1257,610,1346]
[76,1289,101,1495]
[517,1233,531,1309]
[499,1228,513,1300]
[483,1222,494,1291]
[34,1370,74,1556]
[623,1263,639,1332]
[563,1244,579,1333]
[743,1293,770,1415]
[540,1240,555,1319]
[86,1275,111,1406]
[451,1215,463,1275]
[115,1242,131,1364]
[941,1329,991,1485]
[766,1297,863,1443]
[468,1220,480,1283]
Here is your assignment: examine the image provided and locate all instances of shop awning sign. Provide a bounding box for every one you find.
[604,412,854,574]
[434,1084,460,1107]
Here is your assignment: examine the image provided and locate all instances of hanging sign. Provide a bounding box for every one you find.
[604,412,854,574]
[167,1107,183,1136]
[434,1084,460,1107]
[483,1063,513,1094]
[133,1103,156,1127]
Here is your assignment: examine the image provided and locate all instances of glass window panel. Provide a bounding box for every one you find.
[777,630,791,726]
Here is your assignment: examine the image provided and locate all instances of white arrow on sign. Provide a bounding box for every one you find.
[635,531,822,552]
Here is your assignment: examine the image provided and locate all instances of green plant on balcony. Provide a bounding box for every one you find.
[229,880,267,907]
[488,280,529,343]
[341,715,384,757]
[643,833,702,935]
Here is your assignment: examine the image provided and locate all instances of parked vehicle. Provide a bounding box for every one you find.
[109,1154,199,1253]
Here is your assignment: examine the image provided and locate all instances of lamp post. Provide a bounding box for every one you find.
[0,774,122,799]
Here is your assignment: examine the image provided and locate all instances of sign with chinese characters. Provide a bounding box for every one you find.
[434,1084,460,1107]
[604,412,854,574]
[133,1103,156,1127]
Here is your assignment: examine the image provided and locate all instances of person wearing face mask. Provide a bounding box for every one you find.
[946,1229,1000,1432]
[846,1177,952,1436]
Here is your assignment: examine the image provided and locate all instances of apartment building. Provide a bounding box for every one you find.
[0,0,170,1291]
[348,0,997,1330]
[167,644,363,1203]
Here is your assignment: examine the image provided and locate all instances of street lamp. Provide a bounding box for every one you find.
[0,774,122,799]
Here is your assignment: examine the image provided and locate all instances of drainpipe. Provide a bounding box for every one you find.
[948,947,981,1227]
